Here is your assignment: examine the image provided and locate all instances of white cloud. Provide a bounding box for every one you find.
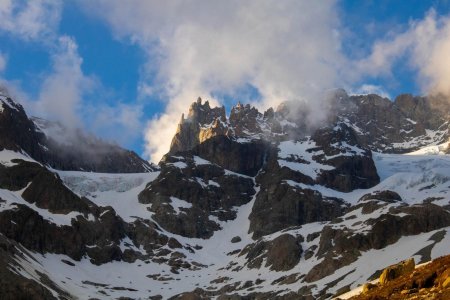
[27,36,143,147]
[413,12,450,96]
[0,52,6,72]
[0,1,81,126]
[29,36,94,127]
[0,1,145,150]
[0,0,62,41]
[83,0,346,162]
[356,9,450,97]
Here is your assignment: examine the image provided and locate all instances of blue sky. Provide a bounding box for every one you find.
[1,1,450,161]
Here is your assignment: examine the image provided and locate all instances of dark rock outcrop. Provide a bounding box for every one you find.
[139,154,256,238]
[192,136,270,176]
[249,180,346,239]
[328,91,450,153]
[0,204,124,264]
[358,190,403,203]
[311,123,380,192]
[248,124,377,238]
[305,203,450,282]
[0,160,181,265]
[0,92,153,173]
[239,234,303,271]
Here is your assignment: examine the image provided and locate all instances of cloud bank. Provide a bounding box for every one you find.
[356,9,450,97]
[0,0,61,41]
[3,2,450,163]
[83,0,347,162]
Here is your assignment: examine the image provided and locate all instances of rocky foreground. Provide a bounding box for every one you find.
[342,254,450,300]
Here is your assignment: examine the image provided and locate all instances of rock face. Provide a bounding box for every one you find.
[138,153,256,238]
[0,92,154,173]
[249,179,347,239]
[0,235,60,300]
[191,136,270,176]
[304,202,450,283]
[330,91,450,153]
[311,123,380,192]
[170,98,227,154]
[239,234,303,271]
[0,159,188,268]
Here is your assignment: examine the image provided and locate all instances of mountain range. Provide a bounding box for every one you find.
[0,89,449,299]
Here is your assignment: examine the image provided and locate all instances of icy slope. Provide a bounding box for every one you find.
[56,170,160,222]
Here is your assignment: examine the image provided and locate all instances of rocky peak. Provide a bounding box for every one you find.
[275,101,290,117]
[229,102,262,136]
[0,92,23,114]
[169,91,450,161]
[186,97,226,124]
[0,92,45,155]
[169,98,271,155]
[170,97,228,154]
[330,93,450,153]
[394,93,450,129]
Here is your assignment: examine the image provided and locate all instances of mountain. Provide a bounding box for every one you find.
[0,90,449,299]
[0,91,155,173]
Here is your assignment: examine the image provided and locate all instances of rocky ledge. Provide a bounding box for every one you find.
[344,254,450,300]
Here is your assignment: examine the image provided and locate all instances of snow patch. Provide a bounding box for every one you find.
[278,139,334,180]
[0,150,36,166]
[193,156,211,165]
[170,196,193,214]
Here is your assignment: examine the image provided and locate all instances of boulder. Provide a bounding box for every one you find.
[379,258,415,284]
[231,236,241,243]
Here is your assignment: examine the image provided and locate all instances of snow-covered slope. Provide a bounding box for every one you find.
[2,141,449,299]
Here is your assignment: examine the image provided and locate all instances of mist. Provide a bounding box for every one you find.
[82,0,346,162]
